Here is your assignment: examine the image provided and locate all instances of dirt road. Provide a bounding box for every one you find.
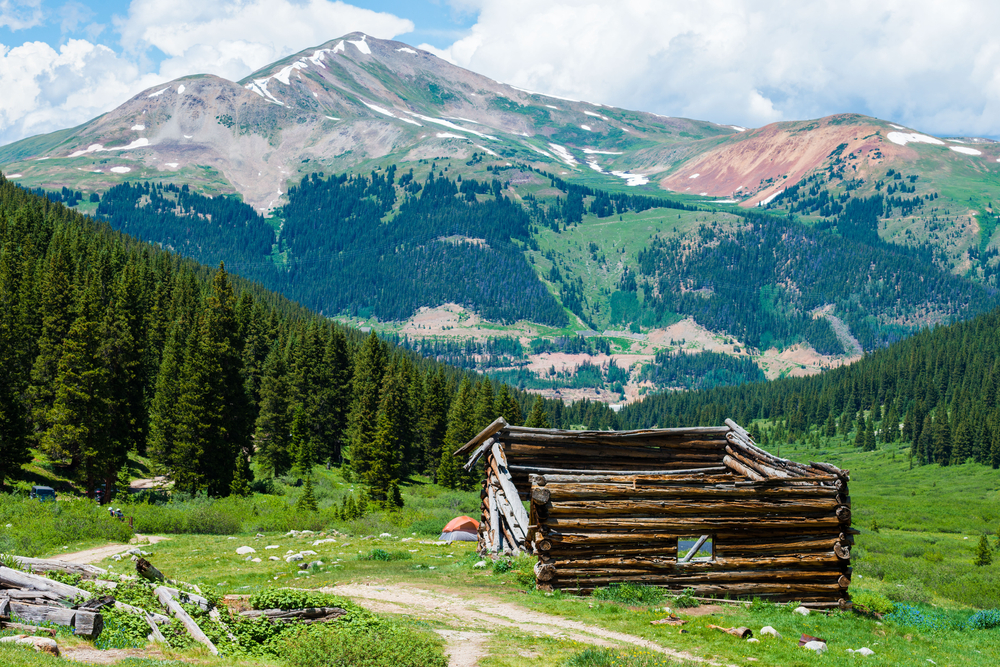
[325,582,727,667]
[56,535,169,564]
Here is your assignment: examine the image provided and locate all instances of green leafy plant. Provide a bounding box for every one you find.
[249,588,350,611]
[591,583,665,606]
[357,548,411,562]
[93,609,149,650]
[671,587,700,608]
[0,553,22,570]
[283,620,447,667]
[44,570,81,587]
[852,589,896,614]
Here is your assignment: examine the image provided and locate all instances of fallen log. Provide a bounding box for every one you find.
[7,601,103,638]
[0,622,57,636]
[0,566,90,601]
[155,586,217,655]
[239,607,346,622]
[7,557,106,579]
[136,559,165,583]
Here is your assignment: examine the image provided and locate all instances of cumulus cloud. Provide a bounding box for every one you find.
[428,0,1000,137]
[118,0,414,81]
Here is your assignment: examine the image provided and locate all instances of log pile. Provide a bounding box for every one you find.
[458,417,853,609]
[0,565,104,638]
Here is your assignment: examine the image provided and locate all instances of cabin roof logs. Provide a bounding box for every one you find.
[457,417,854,610]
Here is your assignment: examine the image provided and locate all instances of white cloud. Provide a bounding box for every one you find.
[0,0,43,31]
[432,0,1000,137]
[118,0,414,81]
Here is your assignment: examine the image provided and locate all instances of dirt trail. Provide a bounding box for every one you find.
[325,582,727,666]
[57,535,169,564]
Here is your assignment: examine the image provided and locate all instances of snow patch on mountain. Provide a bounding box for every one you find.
[586,159,605,173]
[131,124,145,131]
[436,133,463,139]
[583,149,623,155]
[611,170,648,186]
[548,143,578,166]
[349,35,371,55]
[731,125,747,132]
[890,124,905,129]
[396,47,417,54]
[68,138,149,158]
[177,85,186,94]
[887,131,944,146]
[364,102,396,118]
[475,144,499,157]
[525,143,554,159]
[333,41,345,54]
[580,125,592,131]
[403,112,496,139]
[689,173,700,179]
[148,87,169,98]
[545,105,559,110]
[584,111,609,121]
[950,146,982,156]
[110,167,131,173]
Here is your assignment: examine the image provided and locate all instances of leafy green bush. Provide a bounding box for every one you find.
[249,588,351,611]
[591,583,665,606]
[561,647,680,667]
[671,588,700,608]
[44,570,81,587]
[491,558,513,574]
[885,604,965,632]
[0,495,132,556]
[966,609,1000,630]
[283,620,447,667]
[852,589,896,614]
[357,548,411,562]
[93,609,148,650]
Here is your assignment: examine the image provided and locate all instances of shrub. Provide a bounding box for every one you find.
[93,609,149,650]
[851,589,895,615]
[357,548,411,562]
[591,583,665,606]
[283,620,447,667]
[672,588,700,608]
[561,647,680,667]
[967,608,1000,630]
[249,589,354,612]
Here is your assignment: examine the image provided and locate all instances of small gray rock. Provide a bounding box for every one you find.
[760,626,782,638]
[803,641,827,653]
[793,606,811,616]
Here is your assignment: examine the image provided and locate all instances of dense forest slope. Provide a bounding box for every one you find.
[0,174,570,501]
[620,300,1000,469]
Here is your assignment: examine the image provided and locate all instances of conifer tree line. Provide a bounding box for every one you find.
[0,175,559,501]
[619,302,1000,468]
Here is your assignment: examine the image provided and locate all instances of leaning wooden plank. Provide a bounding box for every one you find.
[10,557,106,578]
[487,484,500,554]
[0,565,91,601]
[489,442,530,532]
[463,437,496,471]
[494,492,527,543]
[455,417,509,457]
[155,586,218,655]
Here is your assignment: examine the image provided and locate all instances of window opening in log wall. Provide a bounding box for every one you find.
[678,535,714,563]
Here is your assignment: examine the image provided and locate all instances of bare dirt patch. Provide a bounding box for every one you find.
[325,581,728,666]
[57,535,170,564]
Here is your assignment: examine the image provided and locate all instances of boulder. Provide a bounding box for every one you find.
[803,641,827,654]
[760,626,782,638]
[847,647,875,656]
[236,546,256,555]
[0,635,60,657]
[793,606,811,616]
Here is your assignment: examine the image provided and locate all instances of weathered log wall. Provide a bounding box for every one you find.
[529,470,853,608]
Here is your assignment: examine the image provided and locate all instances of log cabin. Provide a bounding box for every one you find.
[456,417,854,610]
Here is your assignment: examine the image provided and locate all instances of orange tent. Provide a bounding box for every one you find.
[440,515,479,542]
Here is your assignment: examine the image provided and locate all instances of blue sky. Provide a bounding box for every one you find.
[1,1,999,146]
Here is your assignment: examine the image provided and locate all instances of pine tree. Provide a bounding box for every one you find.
[474,376,495,431]
[230,452,252,497]
[387,479,404,508]
[296,475,318,512]
[147,322,185,474]
[854,415,867,448]
[974,534,993,566]
[438,377,476,490]
[421,368,450,476]
[253,340,293,477]
[291,404,314,476]
[494,384,522,426]
[346,332,387,478]
[824,411,836,438]
[883,403,899,443]
[525,396,550,429]
[933,413,952,466]
[115,464,132,504]
[864,418,876,452]
[952,418,973,464]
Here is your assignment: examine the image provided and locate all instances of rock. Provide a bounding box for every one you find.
[111,554,122,561]
[255,533,265,538]
[268,556,279,561]
[847,647,875,656]
[126,547,141,556]
[299,562,309,570]
[300,550,317,556]
[252,558,262,563]
[803,641,827,654]
[236,546,256,555]
[265,545,280,549]
[760,626,782,638]
[244,556,252,561]
[793,606,811,616]
[285,553,304,562]
[473,560,487,568]
[312,538,337,546]
[747,638,759,643]
[309,561,324,568]
[227,536,236,540]
[0,635,60,657]
[379,533,392,538]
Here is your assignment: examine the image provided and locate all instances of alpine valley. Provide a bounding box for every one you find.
[3,32,1000,406]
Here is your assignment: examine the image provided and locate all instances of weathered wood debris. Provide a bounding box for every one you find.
[458,417,854,610]
[0,551,346,651]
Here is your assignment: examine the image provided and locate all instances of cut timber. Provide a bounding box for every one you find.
[512,465,727,476]
[490,442,530,532]
[137,558,165,583]
[239,607,346,621]
[155,586,218,655]
[487,484,499,553]
[9,557,106,579]
[8,602,103,638]
[0,565,91,601]
[455,417,508,457]
[464,437,496,472]
[161,587,211,611]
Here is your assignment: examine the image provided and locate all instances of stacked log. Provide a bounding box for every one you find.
[0,566,104,638]
[459,418,852,608]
